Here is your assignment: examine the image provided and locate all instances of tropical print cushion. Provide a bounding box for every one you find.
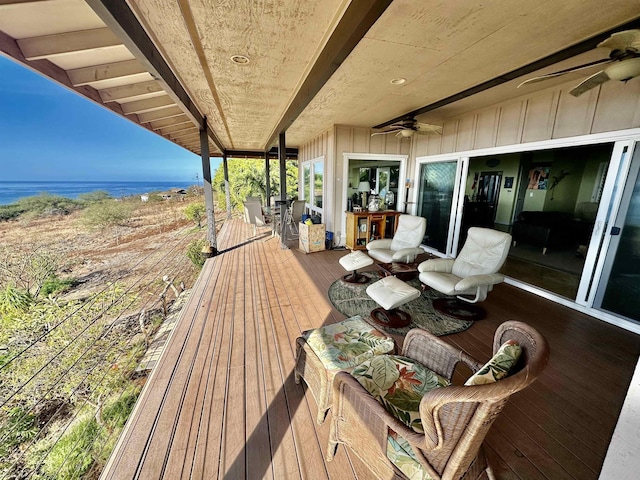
[302,316,395,371]
[464,340,522,386]
[387,431,433,480]
[351,355,449,433]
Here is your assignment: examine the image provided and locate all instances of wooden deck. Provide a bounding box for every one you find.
[101,217,640,480]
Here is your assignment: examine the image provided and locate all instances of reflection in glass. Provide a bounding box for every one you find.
[303,165,311,205]
[417,162,456,253]
[600,170,640,321]
[313,161,323,209]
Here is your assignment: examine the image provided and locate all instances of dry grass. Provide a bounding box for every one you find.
[0,199,226,303]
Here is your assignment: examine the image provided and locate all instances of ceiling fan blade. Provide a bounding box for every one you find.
[517,58,613,88]
[371,130,398,137]
[569,70,610,97]
[598,29,640,52]
[415,123,443,135]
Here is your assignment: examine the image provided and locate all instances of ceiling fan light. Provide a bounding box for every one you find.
[399,129,415,137]
[605,58,640,81]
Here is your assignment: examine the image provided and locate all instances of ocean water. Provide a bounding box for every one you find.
[0,181,198,205]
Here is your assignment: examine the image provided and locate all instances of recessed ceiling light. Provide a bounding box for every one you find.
[230,55,250,65]
[390,77,406,85]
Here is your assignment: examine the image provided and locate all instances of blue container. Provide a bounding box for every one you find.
[301,214,311,223]
[325,231,334,250]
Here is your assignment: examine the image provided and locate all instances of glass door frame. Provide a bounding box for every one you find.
[341,153,408,246]
[576,140,637,307]
[414,129,640,334]
[301,155,325,219]
[414,154,469,257]
[584,141,640,313]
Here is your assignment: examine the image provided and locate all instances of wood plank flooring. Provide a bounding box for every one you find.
[101,218,640,480]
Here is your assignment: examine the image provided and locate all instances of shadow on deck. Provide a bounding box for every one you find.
[101,218,640,480]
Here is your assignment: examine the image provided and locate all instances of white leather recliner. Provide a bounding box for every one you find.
[366,214,426,263]
[418,227,511,311]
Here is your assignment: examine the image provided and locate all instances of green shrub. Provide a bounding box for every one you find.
[42,417,99,480]
[81,200,135,231]
[15,193,79,219]
[40,276,76,298]
[184,202,206,228]
[102,386,140,431]
[0,284,33,314]
[186,238,207,268]
[0,204,26,222]
[0,407,38,462]
[77,190,112,204]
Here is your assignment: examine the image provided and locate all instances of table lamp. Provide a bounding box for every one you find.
[358,181,370,207]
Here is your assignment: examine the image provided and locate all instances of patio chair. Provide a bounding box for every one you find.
[285,199,306,237]
[243,200,266,235]
[366,214,426,263]
[327,321,549,480]
[418,227,511,320]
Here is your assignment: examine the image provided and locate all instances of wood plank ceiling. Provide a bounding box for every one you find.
[1,0,639,158]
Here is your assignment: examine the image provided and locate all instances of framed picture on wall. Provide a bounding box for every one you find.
[527,166,550,190]
[504,176,514,189]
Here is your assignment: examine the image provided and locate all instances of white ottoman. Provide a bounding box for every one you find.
[339,250,374,283]
[366,275,421,328]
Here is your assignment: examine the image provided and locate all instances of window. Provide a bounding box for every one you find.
[301,157,324,219]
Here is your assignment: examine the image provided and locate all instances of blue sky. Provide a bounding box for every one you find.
[0,55,221,182]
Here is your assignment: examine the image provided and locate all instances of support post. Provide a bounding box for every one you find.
[200,120,217,255]
[265,150,271,206]
[278,132,287,247]
[223,153,232,219]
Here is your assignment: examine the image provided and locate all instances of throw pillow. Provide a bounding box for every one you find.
[464,340,522,386]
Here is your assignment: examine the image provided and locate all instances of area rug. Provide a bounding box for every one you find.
[328,271,474,336]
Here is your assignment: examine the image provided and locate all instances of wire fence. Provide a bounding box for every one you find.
[0,218,212,480]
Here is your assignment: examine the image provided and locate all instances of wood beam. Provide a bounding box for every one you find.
[87,0,225,153]
[67,59,147,86]
[137,106,184,123]
[17,27,121,60]
[375,16,640,128]
[264,0,393,150]
[121,95,175,115]
[0,28,157,139]
[99,80,162,103]
[168,129,199,141]
[227,148,297,159]
[0,0,51,4]
[159,123,196,135]
[149,115,191,130]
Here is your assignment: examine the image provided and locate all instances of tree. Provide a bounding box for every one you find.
[0,246,61,298]
[81,200,134,244]
[184,202,206,228]
[212,158,298,212]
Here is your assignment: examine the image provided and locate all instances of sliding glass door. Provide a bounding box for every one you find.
[416,159,464,255]
[590,143,640,322]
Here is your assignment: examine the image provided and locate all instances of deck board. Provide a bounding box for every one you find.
[101,218,640,480]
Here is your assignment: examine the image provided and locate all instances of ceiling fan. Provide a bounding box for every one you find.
[518,29,640,97]
[371,118,443,138]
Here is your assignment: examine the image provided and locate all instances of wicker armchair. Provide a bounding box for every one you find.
[327,321,549,480]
